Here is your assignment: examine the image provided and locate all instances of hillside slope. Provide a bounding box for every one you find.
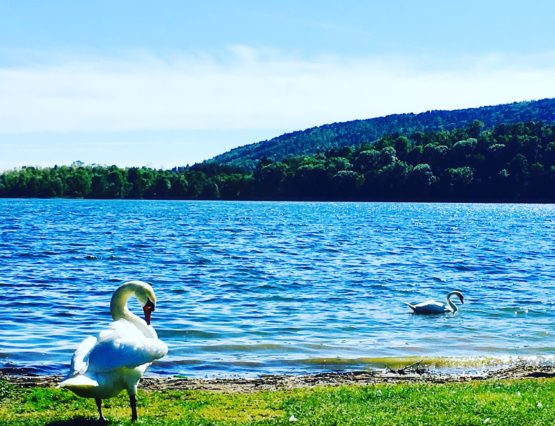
[208,98,555,169]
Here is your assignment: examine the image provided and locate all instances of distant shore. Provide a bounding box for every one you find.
[3,364,555,393]
[2,120,555,204]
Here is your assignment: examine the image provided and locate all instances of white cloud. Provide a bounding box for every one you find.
[0,47,554,134]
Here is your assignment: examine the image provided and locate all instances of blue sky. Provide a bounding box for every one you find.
[1,1,555,169]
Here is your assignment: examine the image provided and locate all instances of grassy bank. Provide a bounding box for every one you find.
[1,378,554,425]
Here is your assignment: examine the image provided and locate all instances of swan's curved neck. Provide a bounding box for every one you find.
[109,285,154,337]
[446,294,458,313]
[111,285,137,321]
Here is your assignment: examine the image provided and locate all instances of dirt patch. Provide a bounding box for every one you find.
[2,365,555,393]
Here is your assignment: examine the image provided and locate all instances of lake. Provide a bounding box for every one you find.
[1,199,554,377]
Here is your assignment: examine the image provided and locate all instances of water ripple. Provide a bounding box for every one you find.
[1,200,554,377]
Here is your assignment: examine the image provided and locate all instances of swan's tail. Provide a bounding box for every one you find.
[404,302,416,311]
[57,374,98,390]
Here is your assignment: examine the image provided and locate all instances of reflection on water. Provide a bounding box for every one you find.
[1,199,554,377]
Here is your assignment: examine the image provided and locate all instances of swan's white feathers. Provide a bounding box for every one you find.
[86,319,168,373]
[58,374,99,389]
[68,336,97,376]
[408,300,450,314]
[417,300,445,309]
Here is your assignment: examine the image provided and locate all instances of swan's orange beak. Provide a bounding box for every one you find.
[143,299,155,325]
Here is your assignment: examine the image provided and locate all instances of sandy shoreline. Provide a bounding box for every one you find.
[2,365,555,393]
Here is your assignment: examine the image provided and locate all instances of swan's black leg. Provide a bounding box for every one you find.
[95,398,106,422]
[130,393,138,421]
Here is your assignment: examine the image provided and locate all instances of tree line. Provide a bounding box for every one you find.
[1,121,555,202]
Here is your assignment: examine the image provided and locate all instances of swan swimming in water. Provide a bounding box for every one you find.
[58,281,168,422]
[405,291,464,315]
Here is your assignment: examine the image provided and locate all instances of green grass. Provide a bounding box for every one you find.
[1,379,555,425]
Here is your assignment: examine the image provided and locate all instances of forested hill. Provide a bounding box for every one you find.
[2,120,555,202]
[208,98,555,169]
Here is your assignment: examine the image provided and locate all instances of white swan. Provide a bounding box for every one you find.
[405,290,464,315]
[58,280,168,422]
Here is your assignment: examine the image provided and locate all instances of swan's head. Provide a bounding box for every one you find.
[448,290,464,304]
[126,280,157,325]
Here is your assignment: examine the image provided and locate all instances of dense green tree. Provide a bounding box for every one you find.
[331,170,363,198]
[169,174,189,198]
[441,167,475,197]
[291,163,329,198]
[423,144,449,172]
[255,162,289,198]
[127,167,152,198]
[468,120,485,138]
[353,150,380,173]
[377,160,411,197]
[393,136,411,160]
[378,147,397,168]
[216,173,252,199]
[66,168,92,197]
[408,163,437,195]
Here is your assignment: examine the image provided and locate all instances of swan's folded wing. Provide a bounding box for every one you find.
[68,336,97,376]
[88,336,168,372]
[415,300,443,308]
[87,320,168,372]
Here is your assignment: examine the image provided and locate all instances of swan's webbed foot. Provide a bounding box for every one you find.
[130,393,138,422]
[95,398,106,423]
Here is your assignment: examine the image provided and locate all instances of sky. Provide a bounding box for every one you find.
[1,1,555,170]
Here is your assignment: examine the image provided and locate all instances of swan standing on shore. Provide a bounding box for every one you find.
[405,290,465,315]
[58,281,168,422]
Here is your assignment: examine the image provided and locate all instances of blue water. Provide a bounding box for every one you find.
[1,199,554,378]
